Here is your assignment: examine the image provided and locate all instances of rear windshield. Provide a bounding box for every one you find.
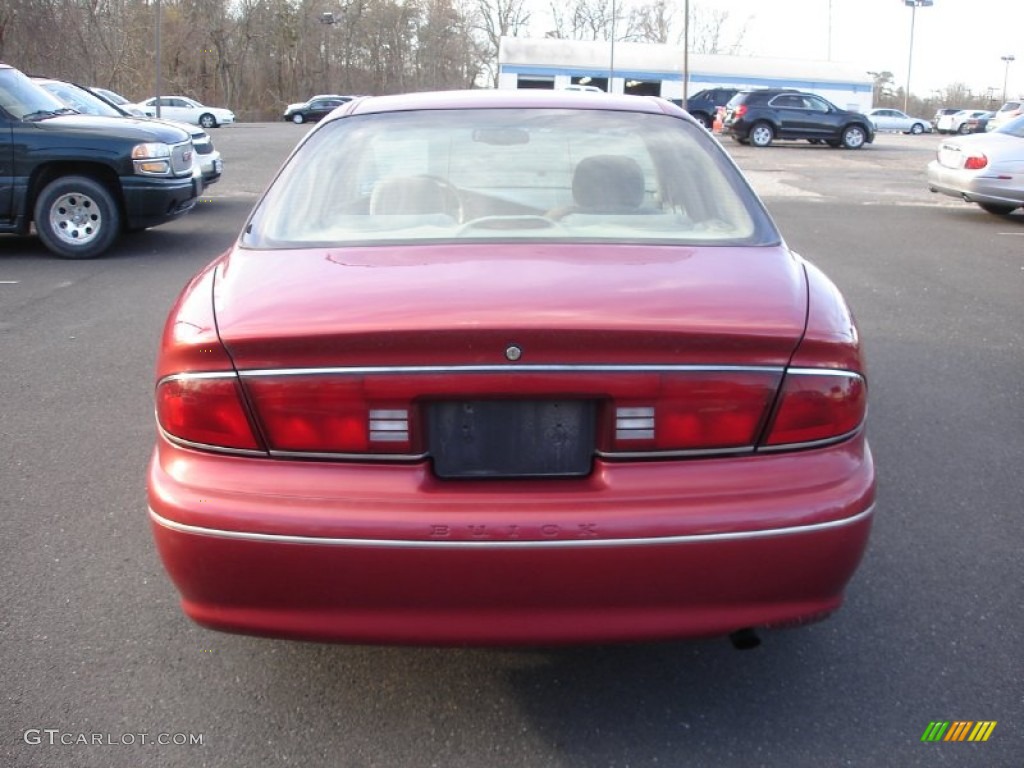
[243,107,777,249]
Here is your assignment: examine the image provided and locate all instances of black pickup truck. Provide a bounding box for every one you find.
[0,62,198,258]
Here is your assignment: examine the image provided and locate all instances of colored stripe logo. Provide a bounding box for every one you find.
[921,721,997,742]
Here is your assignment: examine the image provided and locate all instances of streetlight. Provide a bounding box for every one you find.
[1002,55,1016,103]
[608,0,616,93]
[154,0,162,118]
[903,0,933,113]
[320,11,336,94]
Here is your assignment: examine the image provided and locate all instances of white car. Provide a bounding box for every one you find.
[132,96,235,128]
[35,79,224,188]
[865,108,930,134]
[986,100,1024,132]
[90,86,148,117]
[936,109,990,135]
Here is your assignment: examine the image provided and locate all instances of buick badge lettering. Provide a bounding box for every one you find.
[429,523,599,540]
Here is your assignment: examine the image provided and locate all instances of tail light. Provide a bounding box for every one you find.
[608,371,778,453]
[155,366,866,459]
[243,376,414,454]
[156,375,262,451]
[964,154,988,170]
[732,104,748,119]
[764,370,866,447]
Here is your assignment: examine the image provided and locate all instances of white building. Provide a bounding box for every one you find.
[498,37,874,113]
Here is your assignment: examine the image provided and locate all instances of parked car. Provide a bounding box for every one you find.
[0,62,197,259]
[90,86,148,116]
[927,114,1024,216]
[985,100,1024,132]
[721,88,874,148]
[132,95,235,128]
[963,111,995,134]
[865,108,931,134]
[932,107,963,130]
[937,109,991,135]
[283,95,354,123]
[672,87,740,130]
[33,78,223,189]
[148,89,876,647]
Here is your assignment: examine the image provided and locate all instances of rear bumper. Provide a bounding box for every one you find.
[927,161,1024,208]
[148,433,876,645]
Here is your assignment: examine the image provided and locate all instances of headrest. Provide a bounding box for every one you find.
[572,155,645,211]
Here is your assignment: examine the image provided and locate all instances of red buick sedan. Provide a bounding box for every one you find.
[148,90,875,646]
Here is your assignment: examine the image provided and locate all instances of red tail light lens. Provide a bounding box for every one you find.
[243,376,413,454]
[733,104,748,119]
[156,376,261,450]
[964,154,988,170]
[765,371,866,446]
[610,372,778,452]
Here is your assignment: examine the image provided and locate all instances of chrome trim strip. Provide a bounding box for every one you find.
[755,425,864,453]
[159,365,862,384]
[158,426,268,457]
[787,368,865,380]
[267,449,428,461]
[158,370,239,386]
[598,444,755,459]
[149,504,875,549]
[238,364,787,377]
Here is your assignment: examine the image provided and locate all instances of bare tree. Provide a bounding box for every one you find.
[471,0,529,85]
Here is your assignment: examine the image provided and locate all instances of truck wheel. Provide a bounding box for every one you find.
[34,176,120,259]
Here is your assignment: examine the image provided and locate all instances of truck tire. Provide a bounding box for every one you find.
[34,176,121,259]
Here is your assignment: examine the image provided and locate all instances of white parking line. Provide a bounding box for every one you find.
[0,280,20,284]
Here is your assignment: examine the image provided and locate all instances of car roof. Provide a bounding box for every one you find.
[343,89,674,118]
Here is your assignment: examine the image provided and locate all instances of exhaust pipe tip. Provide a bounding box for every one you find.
[729,628,761,650]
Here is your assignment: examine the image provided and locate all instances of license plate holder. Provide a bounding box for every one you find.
[428,400,595,479]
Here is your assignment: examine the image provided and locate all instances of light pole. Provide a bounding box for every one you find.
[682,0,690,106]
[608,0,616,93]
[321,12,336,94]
[903,0,933,113]
[1002,55,1016,103]
[154,0,162,118]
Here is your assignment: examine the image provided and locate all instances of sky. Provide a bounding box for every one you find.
[529,0,1023,102]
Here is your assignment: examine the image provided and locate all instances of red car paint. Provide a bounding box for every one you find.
[148,90,875,645]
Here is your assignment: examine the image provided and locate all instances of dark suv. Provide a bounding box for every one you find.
[722,89,874,149]
[671,88,740,130]
[0,62,198,258]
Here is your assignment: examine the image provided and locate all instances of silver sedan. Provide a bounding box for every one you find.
[866,108,931,134]
[927,115,1024,215]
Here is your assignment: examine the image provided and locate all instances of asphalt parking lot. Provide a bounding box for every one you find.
[1,124,1022,768]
